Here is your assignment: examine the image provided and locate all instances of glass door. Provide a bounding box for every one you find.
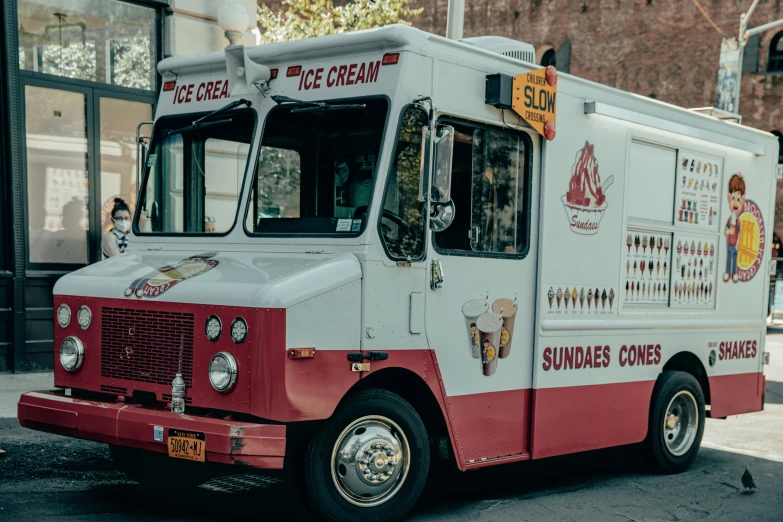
[24,83,92,267]
[97,96,153,239]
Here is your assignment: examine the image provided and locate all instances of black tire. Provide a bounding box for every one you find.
[302,389,430,522]
[109,445,211,490]
[646,370,705,474]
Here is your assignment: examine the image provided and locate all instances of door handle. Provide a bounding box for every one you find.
[431,258,444,290]
[347,352,389,362]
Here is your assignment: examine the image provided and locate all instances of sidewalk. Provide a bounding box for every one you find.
[0,373,54,418]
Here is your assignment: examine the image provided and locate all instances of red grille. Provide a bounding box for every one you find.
[100,385,128,395]
[101,307,195,388]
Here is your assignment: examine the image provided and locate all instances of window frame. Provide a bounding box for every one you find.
[377,103,430,263]
[243,95,391,239]
[431,116,534,261]
[132,107,258,238]
[769,31,783,73]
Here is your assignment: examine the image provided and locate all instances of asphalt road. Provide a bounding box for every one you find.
[2,334,783,522]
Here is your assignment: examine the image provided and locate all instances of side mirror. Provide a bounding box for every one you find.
[432,125,454,203]
[430,200,455,231]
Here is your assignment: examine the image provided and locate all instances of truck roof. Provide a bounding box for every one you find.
[158,24,776,158]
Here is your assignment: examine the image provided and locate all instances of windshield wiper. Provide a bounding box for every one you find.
[168,98,252,135]
[272,95,365,113]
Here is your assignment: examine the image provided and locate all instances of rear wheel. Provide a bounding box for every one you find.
[302,389,430,522]
[646,371,705,473]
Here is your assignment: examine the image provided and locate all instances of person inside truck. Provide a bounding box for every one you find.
[101,197,131,259]
[204,216,216,233]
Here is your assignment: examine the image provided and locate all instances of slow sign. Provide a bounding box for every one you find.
[512,66,558,140]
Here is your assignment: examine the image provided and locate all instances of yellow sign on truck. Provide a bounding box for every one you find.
[512,66,557,140]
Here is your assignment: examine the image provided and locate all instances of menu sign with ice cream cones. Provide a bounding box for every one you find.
[622,228,672,306]
[674,149,723,232]
[545,285,616,315]
[671,234,717,308]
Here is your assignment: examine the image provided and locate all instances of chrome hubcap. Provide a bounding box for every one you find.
[663,390,698,456]
[331,415,410,507]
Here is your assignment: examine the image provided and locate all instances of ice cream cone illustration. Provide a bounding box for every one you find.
[642,282,646,297]
[601,289,607,309]
[657,237,663,253]
[556,287,563,309]
[710,244,714,257]
[640,261,645,277]
[609,289,615,309]
[631,281,635,297]
[664,238,670,255]
[633,260,637,275]
[697,244,702,256]
[648,260,654,275]
[548,287,555,308]
[580,287,586,308]
[677,241,682,255]
[626,234,632,253]
[663,262,667,277]
[564,287,570,309]
[625,281,629,297]
[642,236,648,254]
[635,235,640,253]
[703,241,709,256]
[587,288,593,308]
[626,260,630,275]
[690,241,696,255]
[656,261,660,276]
[571,287,578,309]
[663,283,667,296]
[594,288,600,309]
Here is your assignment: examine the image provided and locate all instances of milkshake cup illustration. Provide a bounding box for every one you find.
[477,312,503,376]
[492,298,517,359]
[462,299,488,358]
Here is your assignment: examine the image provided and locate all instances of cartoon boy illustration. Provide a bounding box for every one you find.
[723,173,745,283]
[482,338,495,362]
[470,323,479,350]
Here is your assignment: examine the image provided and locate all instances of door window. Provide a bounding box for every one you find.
[99,98,153,235]
[379,106,428,261]
[434,122,531,257]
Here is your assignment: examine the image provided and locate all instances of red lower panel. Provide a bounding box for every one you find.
[708,372,763,418]
[446,389,531,464]
[530,380,655,459]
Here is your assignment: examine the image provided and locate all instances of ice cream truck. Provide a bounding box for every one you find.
[18,25,776,522]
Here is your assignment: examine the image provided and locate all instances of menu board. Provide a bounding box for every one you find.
[671,234,717,309]
[674,149,723,231]
[622,228,672,306]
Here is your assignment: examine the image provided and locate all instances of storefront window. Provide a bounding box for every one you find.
[17,0,157,90]
[25,85,89,265]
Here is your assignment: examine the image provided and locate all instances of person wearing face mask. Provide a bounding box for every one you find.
[101,198,131,259]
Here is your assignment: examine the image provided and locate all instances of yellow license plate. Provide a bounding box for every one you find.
[167,429,206,462]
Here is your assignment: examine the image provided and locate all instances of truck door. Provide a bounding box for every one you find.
[424,118,539,464]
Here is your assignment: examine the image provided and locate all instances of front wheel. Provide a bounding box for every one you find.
[302,389,430,522]
[646,371,706,474]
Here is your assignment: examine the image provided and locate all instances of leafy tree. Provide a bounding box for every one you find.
[257,0,423,44]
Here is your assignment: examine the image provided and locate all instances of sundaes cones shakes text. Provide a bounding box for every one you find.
[561,141,613,235]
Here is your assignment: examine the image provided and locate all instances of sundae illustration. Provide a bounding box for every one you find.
[561,142,614,235]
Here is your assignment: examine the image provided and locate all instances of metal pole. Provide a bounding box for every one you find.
[446,0,465,40]
[746,18,783,37]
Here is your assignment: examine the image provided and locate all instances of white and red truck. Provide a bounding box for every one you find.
[18,24,776,522]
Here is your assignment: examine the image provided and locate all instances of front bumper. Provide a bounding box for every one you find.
[18,390,286,469]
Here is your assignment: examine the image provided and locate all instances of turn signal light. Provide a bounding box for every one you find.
[162,81,176,91]
[288,348,316,359]
[270,68,278,79]
[287,65,302,77]
[382,53,400,65]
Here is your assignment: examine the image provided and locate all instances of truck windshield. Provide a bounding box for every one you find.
[245,98,388,235]
[135,107,255,235]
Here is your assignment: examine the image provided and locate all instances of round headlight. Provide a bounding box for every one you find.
[205,315,222,341]
[209,352,237,392]
[77,305,92,330]
[60,336,84,372]
[231,317,248,344]
[57,304,71,328]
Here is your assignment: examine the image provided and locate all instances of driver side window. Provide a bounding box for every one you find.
[379,106,428,261]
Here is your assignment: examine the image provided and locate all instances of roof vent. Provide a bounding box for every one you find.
[460,36,536,64]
